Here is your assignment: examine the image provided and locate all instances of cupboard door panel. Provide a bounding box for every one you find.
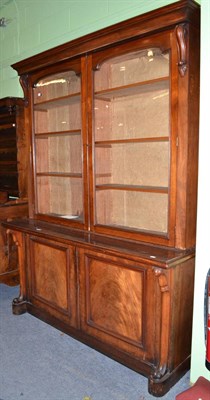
[87,258,143,344]
[79,249,156,360]
[29,236,77,326]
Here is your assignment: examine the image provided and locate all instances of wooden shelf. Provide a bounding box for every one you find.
[95,136,169,146]
[0,171,18,176]
[35,129,81,137]
[0,159,17,163]
[37,172,82,178]
[95,184,168,194]
[45,213,83,221]
[0,147,17,153]
[95,77,169,100]
[34,93,81,110]
[0,123,15,131]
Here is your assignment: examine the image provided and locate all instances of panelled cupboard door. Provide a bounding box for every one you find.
[27,236,78,327]
[78,248,161,369]
[30,57,88,230]
[88,26,198,248]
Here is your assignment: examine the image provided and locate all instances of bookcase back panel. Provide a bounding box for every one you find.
[94,89,169,141]
[36,176,83,220]
[35,134,82,174]
[95,141,169,187]
[34,104,81,134]
[95,189,168,233]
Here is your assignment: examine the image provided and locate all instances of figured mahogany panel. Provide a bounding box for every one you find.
[31,239,68,310]
[87,258,143,343]
[79,249,157,360]
[29,237,77,326]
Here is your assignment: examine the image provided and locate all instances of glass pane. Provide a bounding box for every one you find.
[94,48,169,91]
[34,102,81,134]
[34,70,83,222]
[35,133,82,174]
[95,141,169,187]
[96,190,168,233]
[94,86,169,141]
[36,176,83,220]
[34,71,80,104]
[94,48,170,234]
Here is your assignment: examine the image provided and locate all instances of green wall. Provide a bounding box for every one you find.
[0,0,178,97]
[1,0,209,385]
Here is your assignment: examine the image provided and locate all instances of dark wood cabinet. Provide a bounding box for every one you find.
[3,0,200,396]
[0,97,28,285]
[6,220,195,396]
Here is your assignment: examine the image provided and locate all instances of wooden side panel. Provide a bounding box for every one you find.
[169,256,195,368]
[0,203,28,285]
[149,255,195,395]
[29,236,77,327]
[175,22,200,249]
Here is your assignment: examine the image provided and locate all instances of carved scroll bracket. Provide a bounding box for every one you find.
[20,74,29,106]
[152,267,170,380]
[176,24,188,77]
[6,229,27,314]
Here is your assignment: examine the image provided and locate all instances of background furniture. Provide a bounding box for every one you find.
[3,0,200,396]
[0,97,28,285]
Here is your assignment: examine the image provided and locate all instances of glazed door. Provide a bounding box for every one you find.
[89,31,178,246]
[31,57,88,229]
[27,235,78,327]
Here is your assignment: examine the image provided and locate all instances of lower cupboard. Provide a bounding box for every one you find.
[5,222,195,397]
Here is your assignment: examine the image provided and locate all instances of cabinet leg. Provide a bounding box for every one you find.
[148,356,190,397]
[6,229,27,315]
[12,295,27,315]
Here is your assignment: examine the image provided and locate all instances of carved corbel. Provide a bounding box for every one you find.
[6,229,27,314]
[176,24,188,77]
[20,74,29,106]
[151,267,170,380]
